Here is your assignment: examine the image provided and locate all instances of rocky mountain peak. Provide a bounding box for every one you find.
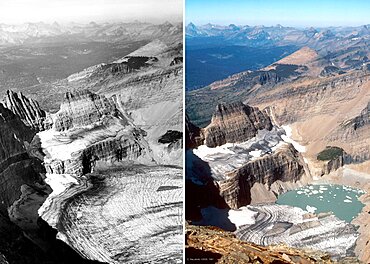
[204,102,272,147]
[275,46,318,66]
[2,90,49,131]
[228,24,239,30]
[187,22,197,29]
[55,89,121,131]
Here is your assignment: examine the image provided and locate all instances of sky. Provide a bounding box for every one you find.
[186,0,370,27]
[0,0,183,24]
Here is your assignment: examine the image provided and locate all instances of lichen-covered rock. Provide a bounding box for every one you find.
[204,102,272,147]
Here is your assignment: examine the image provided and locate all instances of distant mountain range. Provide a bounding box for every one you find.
[186,22,370,50]
[185,23,370,91]
[0,21,182,45]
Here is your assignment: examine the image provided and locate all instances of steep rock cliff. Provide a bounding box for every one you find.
[328,102,370,162]
[185,114,204,149]
[218,144,305,209]
[187,106,308,210]
[37,90,151,176]
[247,69,370,172]
[0,101,97,264]
[54,89,119,131]
[2,90,50,131]
[0,103,43,214]
[203,102,272,147]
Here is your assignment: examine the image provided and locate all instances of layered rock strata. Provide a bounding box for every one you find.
[249,71,370,168]
[329,102,370,162]
[54,89,120,132]
[58,45,184,167]
[0,100,98,263]
[218,143,305,208]
[203,102,272,147]
[34,90,151,176]
[187,106,308,209]
[2,90,50,131]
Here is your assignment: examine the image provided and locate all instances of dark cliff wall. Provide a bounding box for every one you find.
[0,103,43,214]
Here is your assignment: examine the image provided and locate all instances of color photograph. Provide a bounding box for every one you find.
[185,0,370,263]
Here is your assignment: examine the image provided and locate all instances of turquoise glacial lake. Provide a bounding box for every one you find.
[276,184,365,222]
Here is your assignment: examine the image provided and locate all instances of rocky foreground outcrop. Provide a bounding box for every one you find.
[0,103,43,214]
[204,102,272,147]
[186,224,339,263]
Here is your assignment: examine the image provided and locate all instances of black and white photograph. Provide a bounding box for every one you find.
[0,0,183,263]
[1,0,370,263]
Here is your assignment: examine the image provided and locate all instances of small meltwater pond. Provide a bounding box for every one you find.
[276,184,365,222]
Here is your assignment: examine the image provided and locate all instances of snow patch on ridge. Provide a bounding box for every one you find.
[281,125,306,152]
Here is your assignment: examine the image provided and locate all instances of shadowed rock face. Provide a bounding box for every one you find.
[204,102,272,147]
[185,114,204,149]
[158,130,182,144]
[2,90,50,131]
[0,34,183,263]
[0,103,43,214]
[345,102,370,132]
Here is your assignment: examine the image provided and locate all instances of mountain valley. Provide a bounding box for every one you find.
[186,22,370,263]
[0,21,183,264]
